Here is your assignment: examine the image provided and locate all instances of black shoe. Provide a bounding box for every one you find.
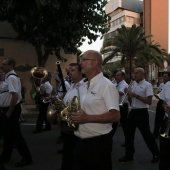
[118,156,133,163]
[151,155,159,163]
[15,160,32,167]
[32,129,41,134]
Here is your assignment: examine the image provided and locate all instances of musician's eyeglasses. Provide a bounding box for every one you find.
[80,58,96,62]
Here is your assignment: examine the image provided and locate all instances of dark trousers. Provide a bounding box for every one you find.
[125,109,159,158]
[0,162,6,170]
[120,103,129,142]
[0,104,32,162]
[153,100,165,137]
[61,132,76,170]
[36,100,51,131]
[73,132,112,170]
[159,117,170,170]
[111,103,128,138]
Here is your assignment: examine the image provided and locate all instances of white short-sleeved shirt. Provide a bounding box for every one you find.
[158,82,164,93]
[40,81,53,99]
[0,70,22,107]
[57,80,70,98]
[75,72,120,139]
[159,81,170,117]
[63,79,86,104]
[116,80,129,103]
[131,79,153,109]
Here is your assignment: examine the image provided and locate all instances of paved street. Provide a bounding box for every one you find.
[1,100,160,170]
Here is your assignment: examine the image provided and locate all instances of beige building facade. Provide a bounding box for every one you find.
[0,22,77,104]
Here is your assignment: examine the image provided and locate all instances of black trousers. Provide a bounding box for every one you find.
[125,109,159,158]
[60,131,76,170]
[0,162,6,170]
[36,100,51,131]
[120,103,129,142]
[111,103,128,138]
[153,100,165,136]
[0,104,32,162]
[159,117,170,170]
[73,132,112,170]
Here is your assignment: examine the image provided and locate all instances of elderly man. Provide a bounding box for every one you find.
[71,50,120,170]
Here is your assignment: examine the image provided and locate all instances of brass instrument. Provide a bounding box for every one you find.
[31,67,48,92]
[119,81,134,106]
[47,97,67,125]
[46,84,80,131]
[31,67,48,103]
[160,115,170,139]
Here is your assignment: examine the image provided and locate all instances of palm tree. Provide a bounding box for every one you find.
[101,24,169,83]
[135,42,170,79]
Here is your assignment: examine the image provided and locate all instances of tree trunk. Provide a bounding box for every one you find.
[35,44,49,67]
[124,59,136,84]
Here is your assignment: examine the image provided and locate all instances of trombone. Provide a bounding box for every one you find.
[119,81,134,106]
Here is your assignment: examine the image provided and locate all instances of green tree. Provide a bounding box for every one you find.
[0,0,110,67]
[101,24,169,83]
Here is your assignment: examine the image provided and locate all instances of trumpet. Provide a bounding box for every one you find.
[119,81,134,106]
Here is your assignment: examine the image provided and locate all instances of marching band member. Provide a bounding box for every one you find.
[113,71,129,145]
[0,57,32,167]
[153,72,170,138]
[60,63,86,170]
[32,74,53,134]
[119,67,159,163]
[159,80,170,170]
[71,50,120,170]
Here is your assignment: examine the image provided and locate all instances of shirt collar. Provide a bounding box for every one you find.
[135,79,145,84]
[5,70,15,79]
[89,72,103,87]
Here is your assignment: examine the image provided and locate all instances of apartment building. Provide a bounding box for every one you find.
[103,0,143,62]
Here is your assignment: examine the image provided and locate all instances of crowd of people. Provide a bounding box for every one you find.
[0,51,169,170]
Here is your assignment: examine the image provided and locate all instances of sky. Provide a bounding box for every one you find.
[78,37,103,53]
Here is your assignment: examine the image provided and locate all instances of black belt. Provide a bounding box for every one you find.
[131,108,147,110]
[77,132,111,142]
[0,102,21,111]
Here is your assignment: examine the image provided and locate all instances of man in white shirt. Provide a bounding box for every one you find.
[32,75,53,133]
[153,72,170,138]
[0,57,32,167]
[71,50,120,170]
[119,67,159,163]
[113,71,129,145]
[60,63,86,170]
[159,80,170,170]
